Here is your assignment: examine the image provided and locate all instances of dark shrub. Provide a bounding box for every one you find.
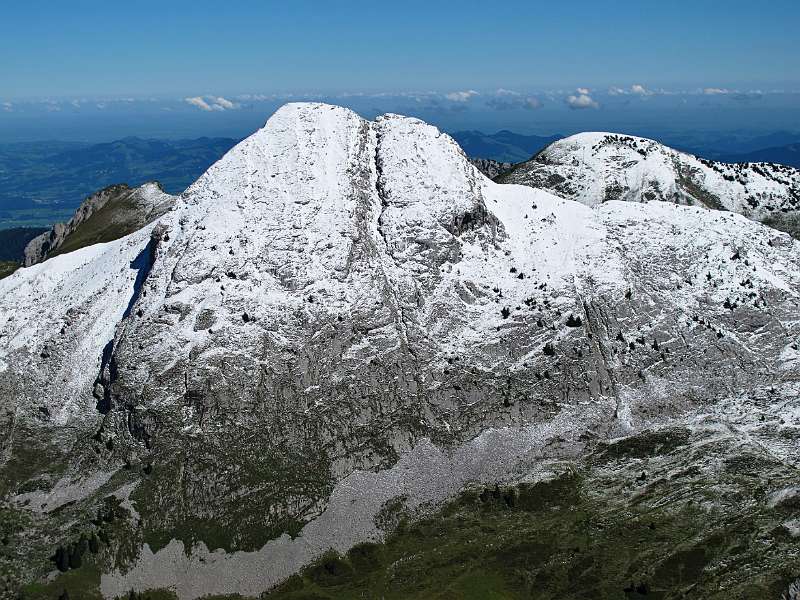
[347,542,383,573]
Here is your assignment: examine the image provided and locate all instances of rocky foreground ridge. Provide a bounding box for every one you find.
[0,103,799,599]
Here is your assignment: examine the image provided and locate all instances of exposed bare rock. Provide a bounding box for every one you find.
[468,157,514,179]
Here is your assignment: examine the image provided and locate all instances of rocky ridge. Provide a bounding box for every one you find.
[23,182,175,266]
[498,132,800,237]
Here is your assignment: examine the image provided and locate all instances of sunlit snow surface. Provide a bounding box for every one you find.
[0,227,154,423]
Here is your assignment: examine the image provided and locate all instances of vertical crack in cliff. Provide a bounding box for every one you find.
[94,229,161,415]
[371,125,420,365]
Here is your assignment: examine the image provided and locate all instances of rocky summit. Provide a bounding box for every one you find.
[1,103,799,599]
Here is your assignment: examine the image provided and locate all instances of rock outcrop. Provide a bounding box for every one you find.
[23,182,175,266]
[468,157,513,179]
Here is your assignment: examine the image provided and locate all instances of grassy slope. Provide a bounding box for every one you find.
[49,194,146,258]
[260,464,797,600]
[0,261,19,279]
[11,427,799,600]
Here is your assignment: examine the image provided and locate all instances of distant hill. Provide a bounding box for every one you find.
[450,130,562,163]
[719,130,800,154]
[0,136,239,228]
[715,143,800,169]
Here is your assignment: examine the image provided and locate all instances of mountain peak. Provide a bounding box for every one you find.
[2,104,799,599]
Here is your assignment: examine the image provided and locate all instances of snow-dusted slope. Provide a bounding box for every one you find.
[1,104,799,598]
[498,132,800,236]
[0,226,154,423]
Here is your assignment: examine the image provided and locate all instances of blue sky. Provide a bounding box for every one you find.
[1,0,798,141]
[3,0,799,97]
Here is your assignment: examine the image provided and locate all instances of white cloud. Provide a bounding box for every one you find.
[495,88,521,97]
[237,93,272,101]
[185,95,241,111]
[213,96,237,110]
[96,103,107,109]
[703,87,730,95]
[523,97,543,110]
[566,90,599,109]
[486,94,543,111]
[445,90,479,102]
[608,84,653,96]
[185,96,216,111]
[2,101,12,112]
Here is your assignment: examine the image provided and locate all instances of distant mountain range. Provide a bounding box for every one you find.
[449,130,562,163]
[685,130,800,156]
[714,143,800,168]
[0,136,238,227]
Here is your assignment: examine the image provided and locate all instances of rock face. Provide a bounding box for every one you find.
[498,132,800,237]
[1,104,799,599]
[23,182,175,266]
[468,157,513,179]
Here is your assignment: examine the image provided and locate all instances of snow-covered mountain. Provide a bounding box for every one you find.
[498,132,800,237]
[1,104,799,599]
[23,182,175,266]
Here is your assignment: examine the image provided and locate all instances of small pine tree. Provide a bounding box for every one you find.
[54,546,69,572]
[68,544,82,569]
